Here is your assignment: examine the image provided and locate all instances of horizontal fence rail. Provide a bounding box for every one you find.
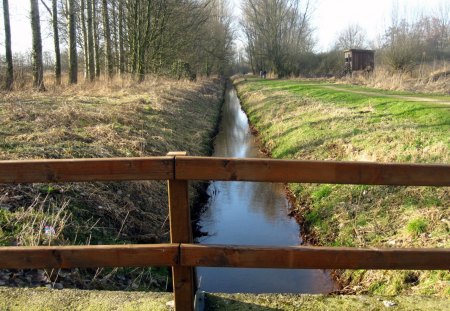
[0,154,449,311]
[1,244,449,271]
[0,244,178,269]
[0,157,174,183]
[0,156,449,186]
[180,244,450,270]
[175,156,450,185]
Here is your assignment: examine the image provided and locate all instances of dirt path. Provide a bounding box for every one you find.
[323,85,450,105]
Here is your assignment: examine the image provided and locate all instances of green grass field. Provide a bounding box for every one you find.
[234,77,449,297]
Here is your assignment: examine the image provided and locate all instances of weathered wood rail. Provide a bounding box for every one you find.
[0,153,449,311]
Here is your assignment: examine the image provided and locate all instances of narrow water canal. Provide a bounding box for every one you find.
[196,85,335,293]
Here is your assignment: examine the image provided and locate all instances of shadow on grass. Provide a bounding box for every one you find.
[206,294,279,311]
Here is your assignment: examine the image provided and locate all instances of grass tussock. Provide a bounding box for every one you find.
[234,77,449,297]
[0,76,224,289]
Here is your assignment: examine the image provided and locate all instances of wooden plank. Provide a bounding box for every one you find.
[176,157,450,186]
[0,244,178,269]
[168,180,193,244]
[0,156,174,183]
[167,151,195,311]
[181,244,450,270]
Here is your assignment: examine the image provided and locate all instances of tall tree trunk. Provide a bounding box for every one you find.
[2,0,13,90]
[80,0,89,79]
[112,0,118,73]
[86,0,95,81]
[68,0,77,84]
[102,0,113,79]
[30,0,45,91]
[118,0,125,75]
[92,1,100,77]
[129,1,139,76]
[52,0,61,85]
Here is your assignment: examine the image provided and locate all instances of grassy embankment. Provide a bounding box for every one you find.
[1,288,449,310]
[0,77,224,289]
[234,77,449,297]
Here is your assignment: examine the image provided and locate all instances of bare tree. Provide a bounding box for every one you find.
[30,0,45,91]
[336,24,367,50]
[111,0,118,72]
[118,0,125,75]
[198,0,234,76]
[86,0,95,81]
[80,0,89,79]
[52,0,61,85]
[68,0,77,84]
[2,0,13,90]
[241,0,313,77]
[126,0,156,81]
[92,0,100,77]
[102,0,113,79]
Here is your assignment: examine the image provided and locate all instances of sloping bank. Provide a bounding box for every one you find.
[0,77,224,290]
[233,77,449,297]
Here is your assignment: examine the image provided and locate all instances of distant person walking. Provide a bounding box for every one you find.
[259,70,263,78]
[263,70,267,79]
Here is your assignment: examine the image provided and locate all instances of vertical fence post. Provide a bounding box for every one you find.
[167,152,195,311]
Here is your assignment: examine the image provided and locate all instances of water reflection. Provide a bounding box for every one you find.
[196,85,335,293]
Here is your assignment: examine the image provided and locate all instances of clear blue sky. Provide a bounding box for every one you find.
[1,0,448,53]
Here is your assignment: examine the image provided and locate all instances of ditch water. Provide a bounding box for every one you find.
[196,84,335,293]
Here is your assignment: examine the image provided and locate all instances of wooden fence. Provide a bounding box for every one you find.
[0,153,449,311]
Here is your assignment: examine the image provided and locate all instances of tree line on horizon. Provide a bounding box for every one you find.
[237,0,450,78]
[3,0,450,88]
[240,0,314,77]
[310,2,450,78]
[1,0,234,91]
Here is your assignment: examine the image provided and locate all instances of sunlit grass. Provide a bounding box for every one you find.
[0,76,224,290]
[235,77,450,297]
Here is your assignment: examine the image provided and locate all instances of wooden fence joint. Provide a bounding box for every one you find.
[167,151,187,180]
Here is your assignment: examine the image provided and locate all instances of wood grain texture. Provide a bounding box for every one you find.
[167,154,195,311]
[0,157,174,183]
[0,244,178,269]
[168,180,192,244]
[175,157,450,186]
[180,244,450,270]
[172,266,195,311]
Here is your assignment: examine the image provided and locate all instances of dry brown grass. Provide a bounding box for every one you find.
[340,63,450,94]
[0,74,224,290]
[0,75,224,246]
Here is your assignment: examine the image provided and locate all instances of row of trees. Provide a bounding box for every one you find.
[2,0,234,91]
[240,0,314,77]
[309,3,450,77]
[236,0,450,78]
[382,4,450,72]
